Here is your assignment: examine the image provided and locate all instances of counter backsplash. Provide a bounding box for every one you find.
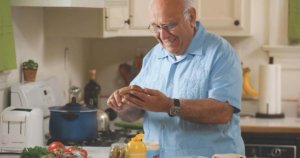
[241,99,298,118]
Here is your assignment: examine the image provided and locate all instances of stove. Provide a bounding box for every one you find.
[47,129,141,147]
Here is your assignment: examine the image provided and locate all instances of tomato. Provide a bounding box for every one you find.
[67,146,88,158]
[51,147,66,157]
[48,141,66,152]
[48,142,87,158]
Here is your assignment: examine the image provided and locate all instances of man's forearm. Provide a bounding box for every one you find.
[178,98,234,124]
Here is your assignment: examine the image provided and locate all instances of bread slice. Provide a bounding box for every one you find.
[118,85,143,96]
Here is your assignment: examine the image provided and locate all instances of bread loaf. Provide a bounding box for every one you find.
[118,85,143,96]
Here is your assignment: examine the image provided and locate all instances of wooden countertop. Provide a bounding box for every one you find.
[240,117,300,133]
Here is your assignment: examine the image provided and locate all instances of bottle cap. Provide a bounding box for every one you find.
[269,56,274,64]
[89,69,96,80]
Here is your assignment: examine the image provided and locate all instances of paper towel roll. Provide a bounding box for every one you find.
[258,64,282,114]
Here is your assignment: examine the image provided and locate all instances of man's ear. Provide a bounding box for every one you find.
[189,7,197,27]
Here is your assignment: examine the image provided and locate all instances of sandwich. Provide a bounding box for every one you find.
[118,85,144,96]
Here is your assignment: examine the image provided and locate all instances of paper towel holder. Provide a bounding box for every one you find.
[255,56,285,119]
[256,111,284,119]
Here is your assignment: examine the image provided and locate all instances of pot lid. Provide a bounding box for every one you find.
[49,97,96,112]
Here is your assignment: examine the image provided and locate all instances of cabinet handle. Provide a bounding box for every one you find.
[234,20,240,26]
[125,19,131,25]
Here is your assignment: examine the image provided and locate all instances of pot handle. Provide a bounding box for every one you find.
[61,112,79,121]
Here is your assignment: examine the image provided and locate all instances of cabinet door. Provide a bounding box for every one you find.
[104,0,152,37]
[129,0,150,29]
[196,0,251,36]
[105,7,128,31]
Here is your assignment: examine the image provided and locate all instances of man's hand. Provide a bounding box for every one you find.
[107,85,145,112]
[123,88,171,113]
[107,88,132,112]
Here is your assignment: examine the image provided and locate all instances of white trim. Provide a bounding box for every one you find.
[11,0,128,8]
[262,45,300,70]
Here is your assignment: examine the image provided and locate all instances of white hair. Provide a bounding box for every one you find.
[149,0,194,20]
[183,0,194,20]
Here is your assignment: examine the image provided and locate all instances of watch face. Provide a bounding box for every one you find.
[170,106,180,116]
[169,99,181,117]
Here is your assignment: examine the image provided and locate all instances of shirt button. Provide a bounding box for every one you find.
[161,123,165,129]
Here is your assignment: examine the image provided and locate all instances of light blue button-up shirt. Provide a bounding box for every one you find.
[131,22,244,158]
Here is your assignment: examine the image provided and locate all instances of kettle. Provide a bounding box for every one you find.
[97,108,118,131]
[97,109,109,131]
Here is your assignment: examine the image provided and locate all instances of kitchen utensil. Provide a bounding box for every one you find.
[49,86,97,142]
[119,63,132,86]
[97,109,109,131]
[132,53,143,77]
[105,108,118,121]
[0,106,43,153]
[10,76,66,136]
[118,54,144,86]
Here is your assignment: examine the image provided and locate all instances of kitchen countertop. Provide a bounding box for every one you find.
[0,147,110,158]
[1,117,299,158]
[240,116,300,133]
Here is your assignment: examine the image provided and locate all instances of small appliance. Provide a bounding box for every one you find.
[10,77,66,134]
[0,106,43,153]
[10,76,66,116]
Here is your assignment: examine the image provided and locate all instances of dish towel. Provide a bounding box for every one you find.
[288,0,300,43]
[0,0,17,71]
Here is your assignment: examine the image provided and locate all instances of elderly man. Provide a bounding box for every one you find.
[107,0,245,157]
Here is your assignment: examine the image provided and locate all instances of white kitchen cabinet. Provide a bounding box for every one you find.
[44,0,251,37]
[44,0,151,38]
[104,0,252,37]
[128,0,150,30]
[104,0,152,37]
[44,8,105,38]
[195,0,252,36]
[105,7,128,31]
[11,0,128,8]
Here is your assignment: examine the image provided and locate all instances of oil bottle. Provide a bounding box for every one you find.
[84,69,101,109]
[127,133,146,158]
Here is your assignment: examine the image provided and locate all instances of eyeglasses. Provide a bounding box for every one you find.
[148,23,178,34]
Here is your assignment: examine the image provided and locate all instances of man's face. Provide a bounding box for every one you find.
[150,0,196,55]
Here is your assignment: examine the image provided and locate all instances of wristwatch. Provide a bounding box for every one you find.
[168,99,181,117]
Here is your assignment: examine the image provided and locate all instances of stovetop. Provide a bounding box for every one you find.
[47,129,141,147]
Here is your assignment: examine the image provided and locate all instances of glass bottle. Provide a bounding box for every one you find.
[84,69,101,109]
[127,134,146,158]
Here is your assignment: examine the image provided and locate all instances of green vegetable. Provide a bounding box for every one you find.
[20,146,52,158]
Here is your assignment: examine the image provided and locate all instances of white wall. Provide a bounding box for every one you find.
[0,7,44,111]
[1,0,300,115]
[90,37,156,96]
[0,7,91,111]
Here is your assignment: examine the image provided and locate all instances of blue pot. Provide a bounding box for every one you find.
[49,97,97,142]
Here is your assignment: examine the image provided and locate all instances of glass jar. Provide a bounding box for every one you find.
[109,143,127,158]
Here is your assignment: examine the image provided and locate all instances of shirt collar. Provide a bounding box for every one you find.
[156,21,205,59]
